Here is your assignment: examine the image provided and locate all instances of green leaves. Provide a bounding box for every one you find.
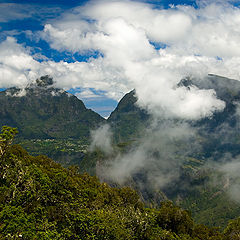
[223,217,240,240]
[0,138,239,239]
[0,126,18,158]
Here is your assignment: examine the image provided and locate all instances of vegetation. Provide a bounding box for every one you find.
[1,126,240,239]
[17,137,240,229]
[17,138,88,167]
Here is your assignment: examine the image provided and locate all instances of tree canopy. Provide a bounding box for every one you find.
[0,126,239,239]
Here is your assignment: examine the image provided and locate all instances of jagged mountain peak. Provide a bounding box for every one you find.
[4,75,61,98]
[177,76,194,89]
[26,75,62,96]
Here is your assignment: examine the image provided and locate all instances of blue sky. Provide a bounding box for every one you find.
[1,0,240,119]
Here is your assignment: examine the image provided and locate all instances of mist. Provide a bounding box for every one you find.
[94,120,199,193]
[211,155,240,203]
[3,0,240,120]
[90,124,114,155]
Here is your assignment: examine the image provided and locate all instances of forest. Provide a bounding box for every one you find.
[1,126,240,239]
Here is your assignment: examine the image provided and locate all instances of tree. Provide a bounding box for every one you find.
[224,217,240,240]
[156,201,194,235]
[0,126,18,158]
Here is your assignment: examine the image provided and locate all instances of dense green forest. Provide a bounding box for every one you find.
[1,126,240,239]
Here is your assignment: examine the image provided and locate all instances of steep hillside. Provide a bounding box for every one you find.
[2,74,240,228]
[193,75,240,159]
[109,74,240,158]
[108,90,150,142]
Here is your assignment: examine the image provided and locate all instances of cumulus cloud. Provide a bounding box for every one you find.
[3,0,240,119]
[0,37,129,100]
[0,37,39,88]
[40,0,240,119]
[3,0,240,197]
[42,0,240,58]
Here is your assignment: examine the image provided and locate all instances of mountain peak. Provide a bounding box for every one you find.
[30,75,54,88]
[36,75,54,87]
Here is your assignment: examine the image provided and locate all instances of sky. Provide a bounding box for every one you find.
[1,0,240,118]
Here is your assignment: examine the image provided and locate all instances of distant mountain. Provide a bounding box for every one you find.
[108,90,150,142]
[0,75,105,139]
[109,74,240,158]
[2,74,240,228]
[190,74,240,159]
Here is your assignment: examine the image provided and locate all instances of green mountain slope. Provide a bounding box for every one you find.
[0,75,105,139]
[108,75,240,156]
[2,74,240,229]
[108,90,150,142]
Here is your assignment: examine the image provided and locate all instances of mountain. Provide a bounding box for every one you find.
[2,74,240,228]
[0,75,106,167]
[108,89,150,142]
[109,74,240,158]
[0,75,105,139]
[104,74,240,227]
[185,74,240,159]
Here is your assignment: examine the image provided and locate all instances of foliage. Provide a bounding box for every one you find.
[0,77,105,139]
[3,76,240,232]
[176,170,240,228]
[107,90,150,142]
[223,217,240,240]
[0,126,18,157]
[2,126,239,239]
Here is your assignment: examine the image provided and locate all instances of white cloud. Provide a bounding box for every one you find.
[4,1,240,119]
[99,121,197,187]
[216,156,240,203]
[80,1,193,43]
[0,37,129,100]
[75,89,101,99]
[0,37,39,88]
[40,0,240,119]
[90,124,113,154]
